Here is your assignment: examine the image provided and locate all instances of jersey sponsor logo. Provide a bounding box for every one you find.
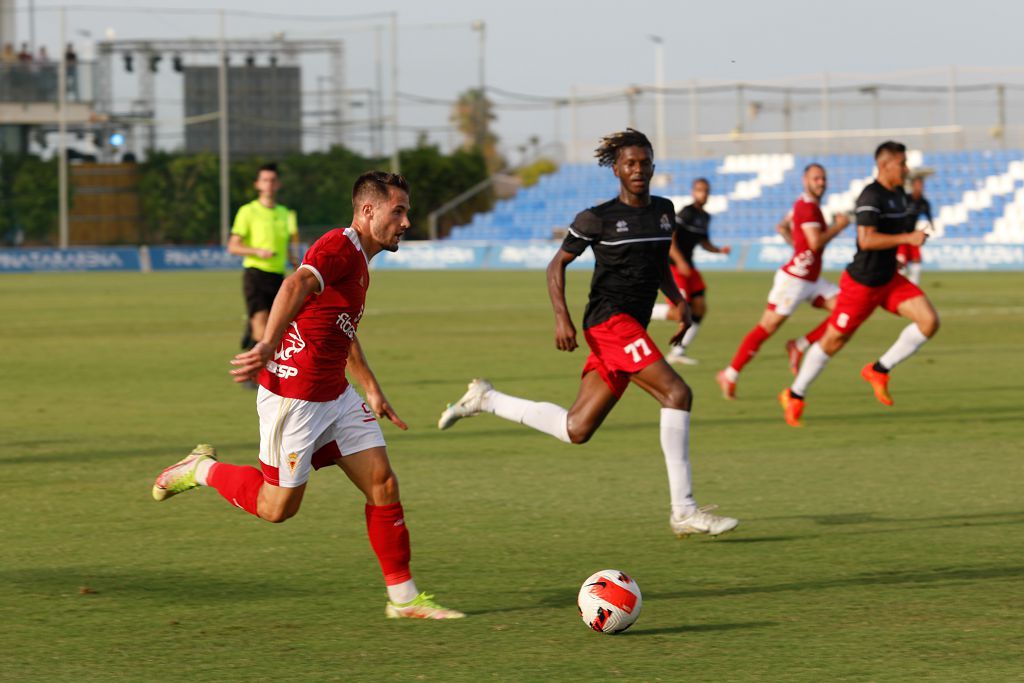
[265,360,299,378]
[275,322,306,362]
[788,249,816,277]
[336,304,364,339]
[615,220,629,232]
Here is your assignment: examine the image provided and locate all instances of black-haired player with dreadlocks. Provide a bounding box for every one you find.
[437,129,738,538]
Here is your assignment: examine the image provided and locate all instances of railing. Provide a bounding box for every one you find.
[0,61,95,104]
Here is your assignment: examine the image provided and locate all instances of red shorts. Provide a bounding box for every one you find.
[896,244,921,264]
[582,313,664,398]
[667,264,706,303]
[828,271,924,335]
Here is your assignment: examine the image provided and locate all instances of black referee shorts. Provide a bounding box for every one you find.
[242,267,284,317]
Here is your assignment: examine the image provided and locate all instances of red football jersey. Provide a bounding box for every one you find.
[259,227,369,402]
[781,194,826,282]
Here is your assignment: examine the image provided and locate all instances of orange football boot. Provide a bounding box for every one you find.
[778,388,804,427]
[860,363,894,406]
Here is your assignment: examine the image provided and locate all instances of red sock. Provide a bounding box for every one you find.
[804,318,831,345]
[365,503,412,585]
[729,325,772,372]
[206,462,263,517]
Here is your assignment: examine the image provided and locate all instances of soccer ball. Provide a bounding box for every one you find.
[577,569,642,634]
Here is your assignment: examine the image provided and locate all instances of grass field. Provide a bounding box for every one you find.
[2,268,1022,681]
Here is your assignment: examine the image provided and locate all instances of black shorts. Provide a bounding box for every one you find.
[243,267,284,317]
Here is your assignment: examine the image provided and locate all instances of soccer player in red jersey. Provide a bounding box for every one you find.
[715,164,850,399]
[896,171,933,285]
[152,171,464,619]
[438,129,738,539]
[780,142,938,427]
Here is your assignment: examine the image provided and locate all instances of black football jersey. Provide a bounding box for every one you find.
[561,196,677,329]
[674,204,711,266]
[907,194,933,226]
[847,181,911,286]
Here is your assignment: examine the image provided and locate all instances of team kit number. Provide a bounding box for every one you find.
[623,337,652,363]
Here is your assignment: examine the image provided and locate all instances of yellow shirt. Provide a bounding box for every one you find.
[231,200,298,274]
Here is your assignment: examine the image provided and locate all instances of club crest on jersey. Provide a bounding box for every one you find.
[286,452,298,473]
[660,214,672,230]
[615,220,629,232]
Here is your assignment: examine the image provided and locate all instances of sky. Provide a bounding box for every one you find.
[8,0,1024,158]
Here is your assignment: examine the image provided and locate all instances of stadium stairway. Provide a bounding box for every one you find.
[445,149,1024,243]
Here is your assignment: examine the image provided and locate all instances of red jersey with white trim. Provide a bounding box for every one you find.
[258,227,369,402]
[781,194,826,282]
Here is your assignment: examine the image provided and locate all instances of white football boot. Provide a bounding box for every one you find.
[437,378,493,430]
[666,345,699,365]
[670,505,738,538]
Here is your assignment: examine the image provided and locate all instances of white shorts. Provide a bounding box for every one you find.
[256,384,386,488]
[766,270,839,317]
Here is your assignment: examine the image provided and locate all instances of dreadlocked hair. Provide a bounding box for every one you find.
[594,128,653,167]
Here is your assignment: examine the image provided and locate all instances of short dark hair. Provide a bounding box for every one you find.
[874,141,906,160]
[256,162,279,178]
[804,162,825,174]
[692,177,710,189]
[594,128,653,167]
[352,170,410,207]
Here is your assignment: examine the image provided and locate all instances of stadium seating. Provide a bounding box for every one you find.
[446,149,1024,243]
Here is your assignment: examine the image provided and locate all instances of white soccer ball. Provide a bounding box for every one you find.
[577,569,642,634]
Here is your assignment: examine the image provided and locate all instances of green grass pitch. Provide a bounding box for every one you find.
[1,268,1021,681]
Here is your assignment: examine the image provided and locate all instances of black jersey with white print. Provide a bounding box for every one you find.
[561,196,677,329]
[674,203,711,266]
[847,180,911,286]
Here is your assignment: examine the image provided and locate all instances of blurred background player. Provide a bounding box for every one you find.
[154,171,463,620]
[716,164,850,399]
[437,129,738,539]
[896,170,934,284]
[651,177,731,364]
[780,141,939,427]
[228,163,300,352]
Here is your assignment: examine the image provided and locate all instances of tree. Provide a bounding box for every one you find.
[451,87,503,174]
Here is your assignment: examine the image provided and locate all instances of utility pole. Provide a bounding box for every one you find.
[389,11,400,173]
[218,10,230,246]
[650,35,666,157]
[57,6,68,248]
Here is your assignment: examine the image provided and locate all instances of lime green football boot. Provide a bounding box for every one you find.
[385,593,465,620]
[152,444,217,501]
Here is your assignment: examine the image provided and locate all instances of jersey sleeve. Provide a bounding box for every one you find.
[230,205,250,239]
[562,209,600,255]
[793,201,823,234]
[855,186,883,227]
[301,235,356,294]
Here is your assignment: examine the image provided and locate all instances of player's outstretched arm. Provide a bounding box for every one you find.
[804,213,851,251]
[700,237,731,255]
[347,335,408,430]
[230,268,319,382]
[857,225,926,251]
[658,262,691,346]
[776,215,794,245]
[547,248,579,352]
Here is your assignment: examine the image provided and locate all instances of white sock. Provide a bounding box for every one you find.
[660,408,697,517]
[907,263,921,285]
[723,366,739,382]
[650,303,670,321]
[878,323,929,371]
[194,458,215,486]
[791,342,831,396]
[386,579,419,605]
[484,390,571,443]
[680,322,700,350]
[795,336,811,352]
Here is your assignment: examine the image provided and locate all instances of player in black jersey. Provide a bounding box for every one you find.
[780,141,939,426]
[438,129,738,538]
[897,171,933,285]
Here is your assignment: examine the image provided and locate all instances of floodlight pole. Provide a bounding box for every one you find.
[389,11,400,173]
[57,6,69,249]
[651,35,666,158]
[218,10,230,247]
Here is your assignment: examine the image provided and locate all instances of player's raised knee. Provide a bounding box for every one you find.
[369,470,401,505]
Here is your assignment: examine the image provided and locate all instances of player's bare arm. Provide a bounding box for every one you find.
[699,237,731,255]
[547,248,579,352]
[777,216,794,245]
[670,231,695,276]
[227,233,274,260]
[230,267,320,381]
[658,265,691,346]
[347,335,408,430]
[857,225,927,251]
[804,212,851,251]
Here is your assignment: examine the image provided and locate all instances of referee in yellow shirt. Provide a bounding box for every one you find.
[227,163,300,350]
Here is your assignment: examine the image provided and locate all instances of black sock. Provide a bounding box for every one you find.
[789,390,804,400]
[872,361,889,374]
